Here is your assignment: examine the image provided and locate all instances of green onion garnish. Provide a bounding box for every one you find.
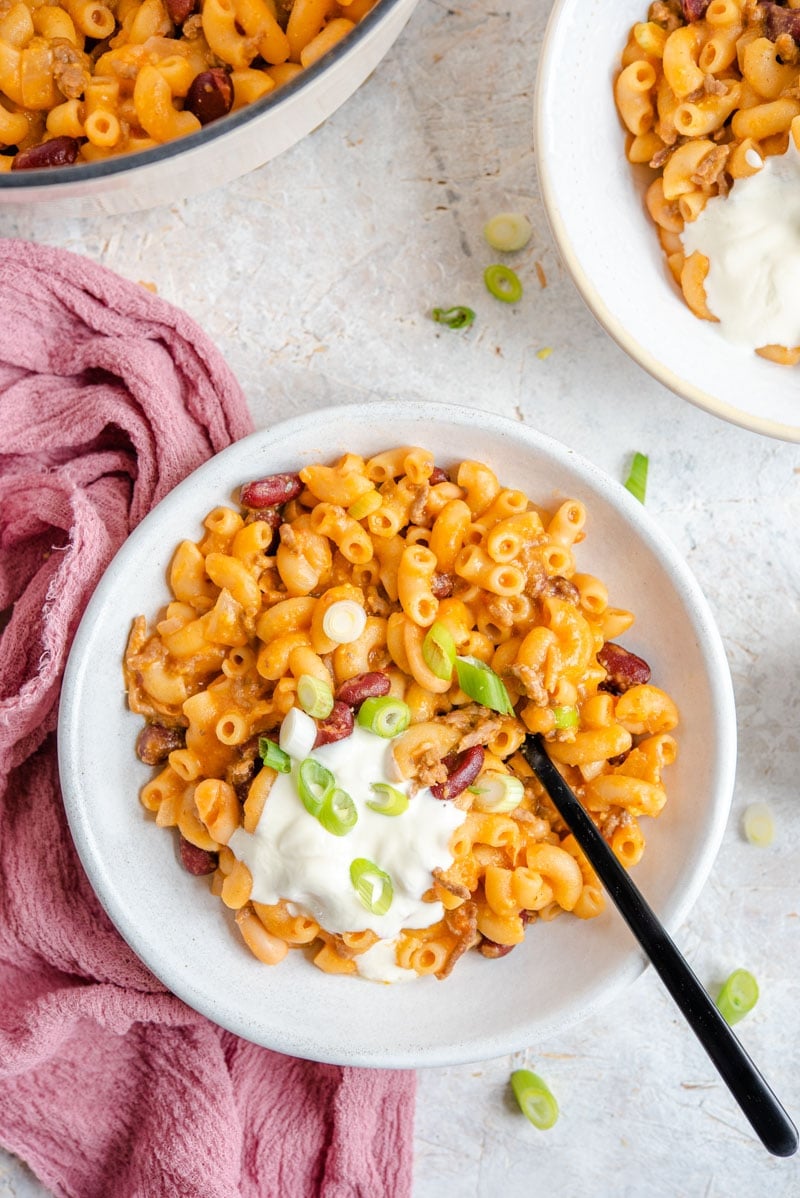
[296,674,334,720]
[471,771,524,814]
[356,696,412,738]
[422,620,457,681]
[552,705,579,730]
[259,737,291,774]
[483,212,533,253]
[743,802,775,848]
[716,969,759,1026]
[431,305,476,330]
[624,452,649,504]
[350,857,394,915]
[510,1069,559,1130]
[366,782,409,816]
[484,263,523,304]
[454,655,515,716]
[318,787,358,836]
[297,757,335,817]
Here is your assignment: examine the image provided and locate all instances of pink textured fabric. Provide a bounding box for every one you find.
[0,241,415,1198]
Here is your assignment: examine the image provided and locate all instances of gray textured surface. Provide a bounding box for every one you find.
[1,0,799,1194]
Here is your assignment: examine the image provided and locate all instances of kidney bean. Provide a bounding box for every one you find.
[763,3,800,42]
[135,723,185,765]
[12,137,79,171]
[335,671,391,708]
[431,744,485,801]
[681,0,710,20]
[186,69,233,126]
[598,642,651,695]
[430,571,454,599]
[478,937,515,959]
[428,466,450,486]
[166,0,198,22]
[313,701,354,748]
[240,473,303,509]
[179,836,218,876]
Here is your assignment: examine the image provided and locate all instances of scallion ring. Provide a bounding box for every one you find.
[422,620,457,681]
[278,708,317,761]
[356,696,412,738]
[322,599,367,645]
[483,212,533,253]
[716,969,759,1026]
[552,705,579,730]
[350,857,394,915]
[743,802,775,848]
[367,782,409,816]
[431,305,476,330]
[454,655,515,716]
[297,757,335,817]
[624,452,649,504]
[318,787,358,836]
[484,263,523,304]
[471,771,524,814]
[259,737,291,774]
[510,1069,559,1130]
[296,674,334,720]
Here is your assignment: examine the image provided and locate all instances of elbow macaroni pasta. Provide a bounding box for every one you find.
[615,0,800,363]
[0,0,379,168]
[126,447,679,982]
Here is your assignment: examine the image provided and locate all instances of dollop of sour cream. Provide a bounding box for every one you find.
[680,140,800,350]
[228,724,466,980]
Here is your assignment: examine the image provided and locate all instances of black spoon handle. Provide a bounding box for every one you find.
[522,733,798,1159]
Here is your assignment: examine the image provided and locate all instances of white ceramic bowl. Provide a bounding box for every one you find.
[58,401,736,1067]
[0,0,417,218]
[535,0,800,443]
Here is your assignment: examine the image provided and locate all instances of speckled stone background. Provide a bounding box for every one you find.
[1,1,799,1195]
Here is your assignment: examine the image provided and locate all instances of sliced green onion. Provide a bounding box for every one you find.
[432,305,476,330]
[484,212,532,253]
[624,452,649,504]
[716,968,759,1026]
[455,655,515,715]
[743,802,775,848]
[357,696,411,738]
[552,705,579,730]
[536,346,553,360]
[279,708,318,761]
[422,620,457,681]
[510,1069,559,1130]
[471,771,524,814]
[259,737,291,774]
[367,782,409,816]
[318,787,358,836]
[297,757,335,817]
[484,263,523,304]
[297,674,334,720]
[322,599,367,645]
[350,857,394,915]
[347,490,381,521]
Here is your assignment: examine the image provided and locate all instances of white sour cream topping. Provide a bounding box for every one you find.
[355,938,418,984]
[229,724,466,969]
[681,141,800,350]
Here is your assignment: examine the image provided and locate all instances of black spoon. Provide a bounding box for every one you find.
[521,732,798,1159]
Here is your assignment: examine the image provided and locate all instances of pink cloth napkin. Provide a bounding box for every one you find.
[0,240,415,1198]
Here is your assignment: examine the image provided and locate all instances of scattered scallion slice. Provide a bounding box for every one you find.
[510,1069,559,1130]
[455,655,515,715]
[318,787,358,836]
[259,737,291,774]
[422,620,457,681]
[347,490,381,521]
[297,674,334,720]
[367,782,409,816]
[322,599,367,645]
[350,857,394,915]
[471,771,524,814]
[716,969,759,1026]
[357,696,412,738]
[552,705,579,730]
[484,263,523,304]
[431,305,476,330]
[279,708,317,761]
[743,802,775,848]
[483,212,533,253]
[297,757,335,817]
[624,452,649,504]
